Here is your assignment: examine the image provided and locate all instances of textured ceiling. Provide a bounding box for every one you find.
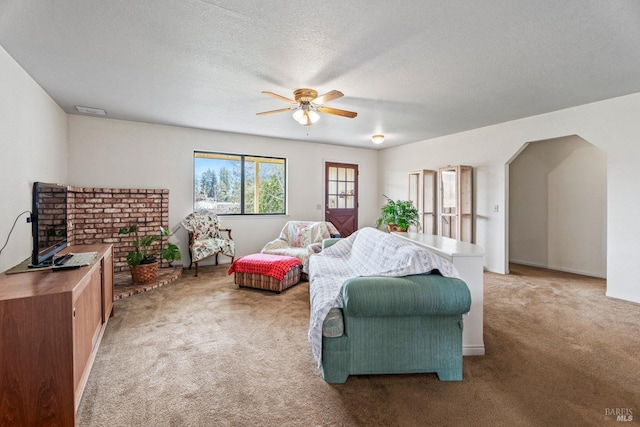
[2,1,640,149]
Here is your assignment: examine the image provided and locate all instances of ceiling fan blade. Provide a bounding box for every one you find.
[261,91,298,104]
[311,90,344,105]
[316,106,357,118]
[256,107,294,116]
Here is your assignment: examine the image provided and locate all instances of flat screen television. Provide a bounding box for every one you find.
[30,182,68,267]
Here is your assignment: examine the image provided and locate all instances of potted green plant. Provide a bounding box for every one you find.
[118,225,181,284]
[160,226,181,267]
[374,195,420,232]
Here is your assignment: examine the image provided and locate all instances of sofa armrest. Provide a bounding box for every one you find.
[322,307,345,337]
[261,238,290,252]
[322,238,341,249]
[342,274,471,317]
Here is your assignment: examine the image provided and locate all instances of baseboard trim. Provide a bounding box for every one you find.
[463,345,485,356]
[509,260,606,279]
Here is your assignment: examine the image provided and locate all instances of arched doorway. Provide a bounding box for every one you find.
[507,135,607,278]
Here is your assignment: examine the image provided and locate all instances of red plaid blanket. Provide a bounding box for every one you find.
[227,253,302,281]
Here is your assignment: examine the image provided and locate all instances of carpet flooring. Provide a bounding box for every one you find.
[76,264,640,427]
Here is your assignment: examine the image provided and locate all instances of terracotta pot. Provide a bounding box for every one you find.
[130,261,158,284]
[387,224,407,233]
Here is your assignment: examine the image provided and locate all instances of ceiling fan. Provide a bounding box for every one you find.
[256,88,357,126]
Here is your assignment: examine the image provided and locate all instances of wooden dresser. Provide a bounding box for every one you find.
[0,244,114,426]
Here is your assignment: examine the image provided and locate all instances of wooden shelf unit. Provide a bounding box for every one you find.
[408,169,437,234]
[437,165,473,243]
[0,244,114,426]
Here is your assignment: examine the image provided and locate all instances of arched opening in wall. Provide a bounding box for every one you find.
[507,135,607,278]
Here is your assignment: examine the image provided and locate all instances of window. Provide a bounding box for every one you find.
[327,165,356,209]
[194,151,286,215]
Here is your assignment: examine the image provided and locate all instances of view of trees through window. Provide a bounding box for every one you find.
[194,152,286,215]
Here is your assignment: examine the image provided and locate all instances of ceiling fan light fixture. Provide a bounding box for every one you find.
[308,109,320,123]
[259,88,357,124]
[371,134,385,144]
[293,105,320,126]
[292,109,305,122]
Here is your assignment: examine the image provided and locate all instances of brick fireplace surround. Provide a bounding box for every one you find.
[67,186,170,273]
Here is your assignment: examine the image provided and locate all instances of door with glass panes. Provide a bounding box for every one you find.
[325,162,358,237]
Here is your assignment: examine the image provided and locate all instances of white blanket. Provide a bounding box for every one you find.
[308,227,461,367]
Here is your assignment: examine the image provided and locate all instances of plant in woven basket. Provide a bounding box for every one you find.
[118,225,182,266]
[118,225,181,284]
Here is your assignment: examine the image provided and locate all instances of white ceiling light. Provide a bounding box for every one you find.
[371,134,385,144]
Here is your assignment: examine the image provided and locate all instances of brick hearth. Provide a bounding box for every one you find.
[113,266,182,299]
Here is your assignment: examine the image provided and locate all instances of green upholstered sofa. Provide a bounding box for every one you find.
[313,235,471,383]
[321,274,471,383]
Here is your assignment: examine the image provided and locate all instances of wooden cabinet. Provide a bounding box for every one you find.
[408,169,436,234]
[101,249,114,322]
[438,165,473,243]
[0,244,114,426]
[72,266,103,409]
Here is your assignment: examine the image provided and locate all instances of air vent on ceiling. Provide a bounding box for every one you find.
[75,106,106,115]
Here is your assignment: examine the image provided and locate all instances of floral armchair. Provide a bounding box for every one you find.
[261,221,340,277]
[181,211,235,276]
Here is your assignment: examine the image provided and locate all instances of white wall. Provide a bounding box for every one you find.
[0,46,68,273]
[4,38,639,303]
[378,92,640,303]
[509,136,607,277]
[67,115,379,265]
[377,131,514,274]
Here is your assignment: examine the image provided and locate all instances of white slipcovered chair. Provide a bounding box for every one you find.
[181,211,235,276]
[261,221,339,278]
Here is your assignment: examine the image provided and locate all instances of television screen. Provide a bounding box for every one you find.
[30,182,68,267]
